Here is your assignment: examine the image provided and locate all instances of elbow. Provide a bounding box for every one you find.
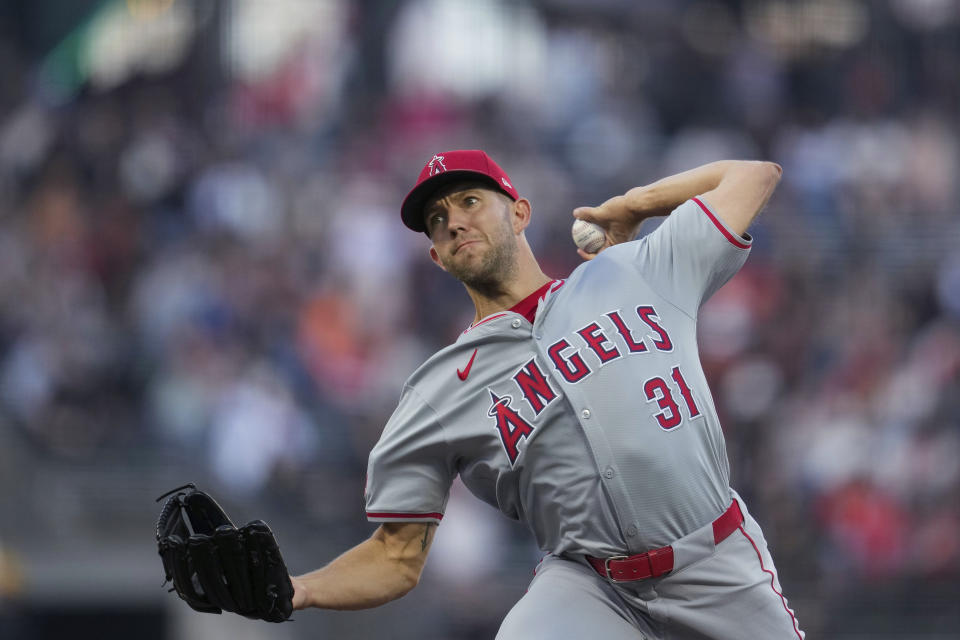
[746,160,783,198]
[393,563,422,599]
[386,549,425,597]
[403,567,422,593]
[760,160,783,186]
[767,161,783,181]
[400,555,427,591]
[745,159,781,182]
[726,160,782,195]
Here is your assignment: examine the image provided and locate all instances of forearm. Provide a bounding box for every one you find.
[574,159,781,254]
[293,527,425,611]
[624,160,767,220]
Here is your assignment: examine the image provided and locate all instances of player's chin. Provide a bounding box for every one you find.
[447,257,490,284]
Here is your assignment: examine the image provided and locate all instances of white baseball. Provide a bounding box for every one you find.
[572,219,606,253]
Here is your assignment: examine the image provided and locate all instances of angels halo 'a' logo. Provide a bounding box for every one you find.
[487,392,513,417]
[501,176,512,189]
[487,390,535,465]
[428,154,447,176]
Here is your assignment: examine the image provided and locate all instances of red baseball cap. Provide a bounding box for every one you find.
[400,150,519,233]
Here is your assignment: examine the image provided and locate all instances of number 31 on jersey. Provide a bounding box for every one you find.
[643,366,701,430]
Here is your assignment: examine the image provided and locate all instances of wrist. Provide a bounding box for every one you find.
[622,187,658,222]
[291,575,311,610]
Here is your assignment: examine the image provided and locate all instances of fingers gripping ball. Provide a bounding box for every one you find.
[572,219,606,254]
[155,483,294,623]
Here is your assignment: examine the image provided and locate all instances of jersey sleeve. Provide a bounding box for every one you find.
[364,384,454,524]
[631,196,752,315]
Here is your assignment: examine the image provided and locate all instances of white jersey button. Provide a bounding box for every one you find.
[581,409,591,419]
[626,524,638,537]
[511,318,522,329]
[603,467,615,479]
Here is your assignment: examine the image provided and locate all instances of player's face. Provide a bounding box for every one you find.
[425,184,520,292]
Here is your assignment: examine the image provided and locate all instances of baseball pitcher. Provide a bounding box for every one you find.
[163,150,804,639]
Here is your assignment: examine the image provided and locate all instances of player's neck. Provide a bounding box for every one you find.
[467,253,550,324]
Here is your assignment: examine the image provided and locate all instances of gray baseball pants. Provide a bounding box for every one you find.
[496,493,804,640]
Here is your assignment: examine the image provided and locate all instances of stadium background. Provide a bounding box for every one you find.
[0,0,958,638]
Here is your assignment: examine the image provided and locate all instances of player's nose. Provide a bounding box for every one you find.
[446,208,471,234]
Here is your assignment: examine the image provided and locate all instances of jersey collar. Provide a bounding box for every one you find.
[509,278,563,324]
[462,279,565,334]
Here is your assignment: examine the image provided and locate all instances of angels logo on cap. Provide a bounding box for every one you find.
[401,150,520,233]
[428,155,447,176]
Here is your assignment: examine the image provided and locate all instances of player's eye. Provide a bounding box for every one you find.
[464,196,479,206]
[429,213,446,228]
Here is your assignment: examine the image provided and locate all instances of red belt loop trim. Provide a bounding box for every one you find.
[712,499,743,544]
[587,499,743,583]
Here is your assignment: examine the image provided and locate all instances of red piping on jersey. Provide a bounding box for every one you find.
[464,313,509,334]
[737,525,804,639]
[691,197,751,250]
[462,279,565,333]
[509,279,563,324]
[367,512,444,520]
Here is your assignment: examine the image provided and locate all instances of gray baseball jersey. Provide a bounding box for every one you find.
[365,197,750,557]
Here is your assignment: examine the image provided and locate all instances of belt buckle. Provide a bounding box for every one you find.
[604,555,629,581]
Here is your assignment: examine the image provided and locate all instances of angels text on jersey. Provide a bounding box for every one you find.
[487,303,701,465]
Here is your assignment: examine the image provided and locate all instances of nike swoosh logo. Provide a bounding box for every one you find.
[457,349,478,381]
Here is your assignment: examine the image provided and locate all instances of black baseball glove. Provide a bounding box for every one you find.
[155,483,294,623]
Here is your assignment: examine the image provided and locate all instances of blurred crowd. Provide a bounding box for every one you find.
[1,0,959,637]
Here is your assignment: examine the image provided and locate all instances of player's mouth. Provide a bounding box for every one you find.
[454,239,482,254]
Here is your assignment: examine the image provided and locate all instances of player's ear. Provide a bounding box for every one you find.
[511,198,532,234]
[428,246,447,272]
